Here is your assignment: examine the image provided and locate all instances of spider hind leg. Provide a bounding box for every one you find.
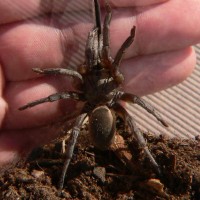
[58,113,87,193]
[113,103,161,175]
[120,93,168,127]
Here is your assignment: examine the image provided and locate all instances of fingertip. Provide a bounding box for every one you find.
[121,47,196,96]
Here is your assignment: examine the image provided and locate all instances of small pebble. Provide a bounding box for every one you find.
[93,167,106,183]
[31,170,44,179]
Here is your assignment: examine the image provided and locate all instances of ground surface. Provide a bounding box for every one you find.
[0,123,200,200]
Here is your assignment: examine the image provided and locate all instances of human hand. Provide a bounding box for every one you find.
[0,0,199,166]
[108,0,197,95]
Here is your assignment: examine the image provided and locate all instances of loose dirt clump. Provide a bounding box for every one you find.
[0,126,199,200]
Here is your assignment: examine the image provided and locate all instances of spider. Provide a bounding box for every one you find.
[19,0,168,192]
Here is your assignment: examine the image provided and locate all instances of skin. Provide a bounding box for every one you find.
[0,0,199,166]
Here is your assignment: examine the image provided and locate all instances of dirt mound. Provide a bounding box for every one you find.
[0,129,199,200]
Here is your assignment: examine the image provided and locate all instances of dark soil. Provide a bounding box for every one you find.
[0,124,200,200]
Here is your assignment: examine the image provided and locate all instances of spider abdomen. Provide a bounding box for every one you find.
[89,105,116,151]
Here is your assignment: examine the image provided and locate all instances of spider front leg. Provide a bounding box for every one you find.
[101,0,112,62]
[100,1,136,84]
[84,27,99,70]
[112,26,136,73]
[100,1,124,84]
[58,113,87,193]
[113,103,161,175]
[19,92,83,110]
[32,68,83,82]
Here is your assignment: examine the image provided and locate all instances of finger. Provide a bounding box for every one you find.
[0,0,169,25]
[109,0,200,56]
[0,22,67,81]
[108,0,169,7]
[3,76,78,129]
[0,64,6,129]
[121,47,196,96]
[0,0,168,25]
[0,0,43,24]
[0,0,92,24]
[0,20,92,81]
[1,1,200,83]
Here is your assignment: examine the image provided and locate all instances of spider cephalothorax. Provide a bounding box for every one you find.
[19,0,168,192]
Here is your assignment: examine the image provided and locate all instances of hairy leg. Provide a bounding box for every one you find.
[113,103,161,175]
[32,68,83,82]
[120,92,168,127]
[58,113,87,193]
[19,91,83,110]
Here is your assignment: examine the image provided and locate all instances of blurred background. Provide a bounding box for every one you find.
[127,45,200,139]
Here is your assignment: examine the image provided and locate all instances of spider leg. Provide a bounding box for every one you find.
[112,103,161,175]
[93,0,101,35]
[111,26,136,84]
[85,28,99,70]
[120,92,168,127]
[32,68,83,82]
[100,1,125,84]
[19,92,83,110]
[100,1,136,84]
[101,1,112,62]
[113,27,136,69]
[58,113,87,192]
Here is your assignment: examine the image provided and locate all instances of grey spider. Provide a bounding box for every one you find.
[19,0,168,192]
